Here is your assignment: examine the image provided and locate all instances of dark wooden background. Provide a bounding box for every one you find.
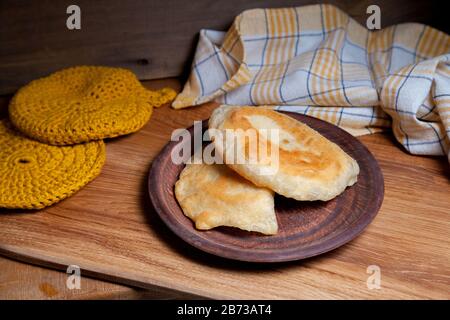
[0,0,445,95]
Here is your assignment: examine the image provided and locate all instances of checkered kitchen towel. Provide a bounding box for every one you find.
[172,4,450,162]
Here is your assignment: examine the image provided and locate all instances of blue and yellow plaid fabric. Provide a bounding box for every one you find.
[173,4,450,162]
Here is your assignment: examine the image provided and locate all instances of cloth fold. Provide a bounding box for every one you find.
[173,4,450,162]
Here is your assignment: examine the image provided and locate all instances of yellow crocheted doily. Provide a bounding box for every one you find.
[0,119,106,209]
[9,66,176,145]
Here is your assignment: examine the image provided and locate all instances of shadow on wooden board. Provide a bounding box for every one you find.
[0,0,445,95]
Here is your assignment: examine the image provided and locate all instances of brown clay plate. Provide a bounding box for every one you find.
[148,112,384,263]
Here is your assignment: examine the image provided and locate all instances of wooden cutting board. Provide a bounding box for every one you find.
[0,79,449,299]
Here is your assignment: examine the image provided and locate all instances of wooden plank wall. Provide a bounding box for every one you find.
[0,0,444,94]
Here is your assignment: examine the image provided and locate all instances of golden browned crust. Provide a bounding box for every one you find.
[209,105,359,201]
[175,161,278,235]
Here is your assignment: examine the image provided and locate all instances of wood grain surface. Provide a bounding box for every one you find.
[0,0,445,94]
[0,255,198,299]
[149,114,384,262]
[0,79,449,299]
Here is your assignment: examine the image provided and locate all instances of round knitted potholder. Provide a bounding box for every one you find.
[0,119,106,209]
[9,66,176,145]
